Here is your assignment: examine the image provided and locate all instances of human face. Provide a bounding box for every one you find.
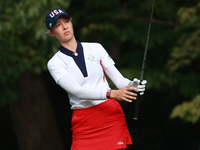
[50,16,74,44]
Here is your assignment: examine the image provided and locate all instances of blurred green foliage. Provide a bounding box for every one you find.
[170,94,200,124]
[0,0,200,124]
[167,2,200,72]
[0,0,200,150]
[0,0,71,106]
[167,2,200,124]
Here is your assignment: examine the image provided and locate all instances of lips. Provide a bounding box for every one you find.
[64,31,70,35]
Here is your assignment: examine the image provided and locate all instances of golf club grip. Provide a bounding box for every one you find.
[133,80,143,120]
[133,92,140,120]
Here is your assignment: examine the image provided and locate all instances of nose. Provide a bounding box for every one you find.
[62,22,67,29]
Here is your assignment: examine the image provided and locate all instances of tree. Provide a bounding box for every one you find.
[169,2,200,124]
[1,0,200,149]
[0,0,71,149]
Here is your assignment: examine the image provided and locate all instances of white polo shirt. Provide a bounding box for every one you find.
[47,41,115,109]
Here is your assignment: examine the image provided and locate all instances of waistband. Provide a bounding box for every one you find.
[72,99,116,116]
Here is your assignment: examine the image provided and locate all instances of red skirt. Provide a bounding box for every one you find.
[71,99,132,150]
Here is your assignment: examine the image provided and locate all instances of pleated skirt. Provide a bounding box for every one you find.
[71,99,132,150]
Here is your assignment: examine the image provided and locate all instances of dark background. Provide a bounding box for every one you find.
[0,0,200,149]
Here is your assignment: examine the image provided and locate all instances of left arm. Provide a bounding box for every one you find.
[104,65,131,89]
[105,65,147,95]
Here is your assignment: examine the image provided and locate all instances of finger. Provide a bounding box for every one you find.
[138,88,145,92]
[133,78,140,84]
[133,78,137,82]
[123,99,133,103]
[138,85,145,88]
[139,92,144,95]
[127,84,132,87]
[127,91,137,97]
[126,95,137,101]
[125,93,137,100]
[141,80,147,85]
[129,87,137,92]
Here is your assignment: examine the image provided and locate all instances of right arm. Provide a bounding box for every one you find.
[47,57,107,100]
[57,73,107,100]
[104,64,138,102]
[58,73,137,102]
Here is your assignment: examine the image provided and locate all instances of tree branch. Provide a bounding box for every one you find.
[118,14,176,26]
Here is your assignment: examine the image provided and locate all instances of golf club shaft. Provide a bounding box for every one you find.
[133,0,155,120]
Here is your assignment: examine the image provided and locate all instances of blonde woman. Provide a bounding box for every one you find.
[46,8,147,150]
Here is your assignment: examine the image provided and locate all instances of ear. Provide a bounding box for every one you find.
[49,29,55,36]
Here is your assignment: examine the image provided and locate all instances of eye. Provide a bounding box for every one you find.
[56,23,60,27]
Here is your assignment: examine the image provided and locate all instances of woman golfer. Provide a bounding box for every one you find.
[46,8,147,150]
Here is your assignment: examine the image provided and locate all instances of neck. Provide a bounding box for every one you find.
[60,36,77,52]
